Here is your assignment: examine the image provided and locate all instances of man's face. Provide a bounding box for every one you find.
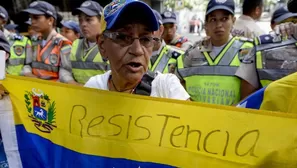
[205,10,235,42]
[162,23,176,41]
[61,27,79,42]
[98,23,154,84]
[78,13,101,41]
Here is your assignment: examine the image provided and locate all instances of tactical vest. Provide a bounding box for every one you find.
[177,37,254,105]
[150,45,184,74]
[70,39,109,84]
[32,34,72,81]
[255,34,297,87]
[6,35,30,76]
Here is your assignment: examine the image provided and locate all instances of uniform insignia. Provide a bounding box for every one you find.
[30,1,38,7]
[171,51,182,59]
[164,11,172,18]
[216,0,227,3]
[13,45,24,56]
[258,34,282,45]
[49,54,58,65]
[239,48,254,64]
[81,1,91,7]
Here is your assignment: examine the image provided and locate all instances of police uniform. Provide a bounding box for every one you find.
[22,1,73,82]
[161,11,192,50]
[150,40,184,73]
[70,1,109,84]
[232,15,266,38]
[235,34,297,89]
[6,33,32,76]
[150,10,184,74]
[176,0,255,105]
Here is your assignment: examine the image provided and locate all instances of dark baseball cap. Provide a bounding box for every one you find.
[101,0,158,33]
[61,20,80,33]
[153,10,162,25]
[161,11,176,24]
[0,6,8,21]
[272,7,297,23]
[23,1,57,20]
[73,1,103,16]
[4,24,18,31]
[206,0,235,16]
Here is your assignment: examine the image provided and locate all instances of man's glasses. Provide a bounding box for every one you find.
[103,31,160,48]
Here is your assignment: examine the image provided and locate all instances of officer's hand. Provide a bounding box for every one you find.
[273,22,297,38]
[0,84,9,100]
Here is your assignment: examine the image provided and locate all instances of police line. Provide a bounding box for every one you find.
[0,75,297,168]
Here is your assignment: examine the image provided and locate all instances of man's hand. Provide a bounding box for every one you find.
[0,84,8,100]
[273,22,297,38]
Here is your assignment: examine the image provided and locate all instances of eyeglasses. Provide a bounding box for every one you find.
[103,31,159,48]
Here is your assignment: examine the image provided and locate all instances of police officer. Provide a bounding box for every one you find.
[6,28,32,76]
[22,1,73,82]
[161,11,192,50]
[232,0,265,38]
[68,1,108,85]
[150,10,184,74]
[235,32,297,99]
[270,7,297,30]
[176,0,254,105]
[0,6,11,39]
[61,20,81,42]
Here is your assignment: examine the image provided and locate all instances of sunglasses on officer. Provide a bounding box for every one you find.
[99,31,160,48]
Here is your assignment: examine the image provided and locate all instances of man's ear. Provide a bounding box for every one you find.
[97,34,107,59]
[160,25,164,37]
[232,16,236,24]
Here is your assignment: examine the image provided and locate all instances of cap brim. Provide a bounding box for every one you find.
[61,22,72,29]
[22,8,45,15]
[106,1,159,31]
[274,13,297,23]
[206,6,234,15]
[162,18,176,24]
[72,8,98,16]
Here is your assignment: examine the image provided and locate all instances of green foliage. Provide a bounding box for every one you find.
[24,93,32,113]
[47,101,56,125]
[43,94,50,102]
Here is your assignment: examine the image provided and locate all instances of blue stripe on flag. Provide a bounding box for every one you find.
[237,88,265,109]
[16,125,174,168]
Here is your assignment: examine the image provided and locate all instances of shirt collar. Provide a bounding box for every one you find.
[200,35,233,52]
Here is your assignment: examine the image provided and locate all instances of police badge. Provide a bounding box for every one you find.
[13,46,24,56]
[49,54,58,65]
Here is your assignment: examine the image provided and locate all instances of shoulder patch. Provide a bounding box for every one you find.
[258,34,282,45]
[171,51,182,59]
[239,48,255,64]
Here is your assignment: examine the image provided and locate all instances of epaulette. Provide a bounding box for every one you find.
[257,34,282,45]
[238,36,254,43]
[177,36,188,44]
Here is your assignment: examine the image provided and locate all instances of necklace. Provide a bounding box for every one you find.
[108,76,137,94]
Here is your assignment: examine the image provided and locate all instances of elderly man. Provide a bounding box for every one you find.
[85,0,190,100]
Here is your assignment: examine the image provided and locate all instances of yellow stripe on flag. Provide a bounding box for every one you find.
[2,75,297,167]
